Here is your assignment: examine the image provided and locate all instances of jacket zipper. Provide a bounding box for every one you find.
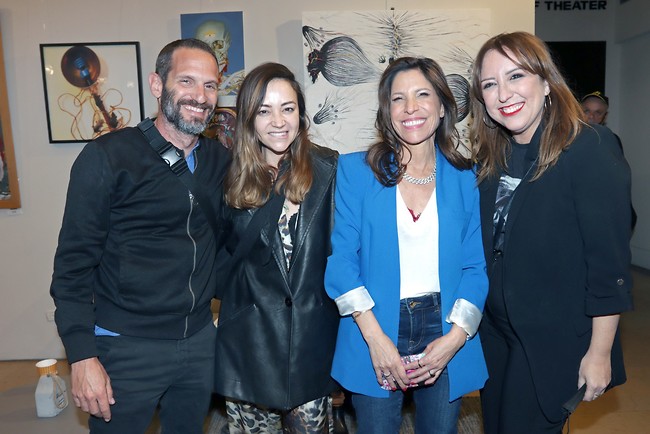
[184,190,198,337]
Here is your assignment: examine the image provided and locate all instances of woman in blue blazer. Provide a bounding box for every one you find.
[325,57,488,434]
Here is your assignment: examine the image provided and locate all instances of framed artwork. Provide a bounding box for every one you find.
[0,26,21,208]
[181,11,245,108]
[40,42,144,143]
[302,9,490,154]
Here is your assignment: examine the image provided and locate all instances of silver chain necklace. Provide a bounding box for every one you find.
[402,163,436,185]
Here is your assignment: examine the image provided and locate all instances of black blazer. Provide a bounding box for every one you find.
[479,124,634,422]
[215,145,339,410]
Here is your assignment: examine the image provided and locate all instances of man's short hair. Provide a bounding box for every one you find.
[155,39,218,84]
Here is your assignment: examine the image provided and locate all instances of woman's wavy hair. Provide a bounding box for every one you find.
[367,56,471,187]
[225,62,313,209]
[469,31,586,182]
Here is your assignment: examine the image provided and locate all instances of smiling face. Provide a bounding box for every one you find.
[480,48,550,144]
[254,79,300,167]
[156,47,220,136]
[389,69,445,148]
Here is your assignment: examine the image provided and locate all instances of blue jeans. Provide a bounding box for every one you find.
[352,293,461,434]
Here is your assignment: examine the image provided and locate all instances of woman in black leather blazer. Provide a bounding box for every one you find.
[214,62,339,433]
[469,32,634,434]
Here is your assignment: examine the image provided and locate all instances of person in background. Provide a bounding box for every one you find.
[470,31,633,434]
[581,90,609,126]
[580,90,637,229]
[325,57,488,434]
[50,39,230,434]
[214,62,341,434]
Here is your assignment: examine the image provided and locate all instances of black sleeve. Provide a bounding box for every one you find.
[50,142,112,363]
[570,126,634,316]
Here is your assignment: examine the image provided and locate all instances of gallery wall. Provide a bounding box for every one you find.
[616,0,650,268]
[537,1,650,269]
[0,0,532,360]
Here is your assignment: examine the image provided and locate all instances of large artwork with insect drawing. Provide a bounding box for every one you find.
[302,9,491,154]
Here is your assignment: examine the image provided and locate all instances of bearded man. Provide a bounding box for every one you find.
[50,38,230,434]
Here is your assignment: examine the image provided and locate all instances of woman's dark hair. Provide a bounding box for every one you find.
[367,57,471,187]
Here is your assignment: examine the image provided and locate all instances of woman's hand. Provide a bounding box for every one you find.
[404,324,467,386]
[578,314,619,401]
[366,332,409,390]
[578,349,611,401]
[354,310,409,390]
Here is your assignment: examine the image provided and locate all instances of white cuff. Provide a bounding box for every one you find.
[445,298,482,338]
[334,286,375,316]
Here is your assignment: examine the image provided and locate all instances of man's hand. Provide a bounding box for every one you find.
[70,357,115,421]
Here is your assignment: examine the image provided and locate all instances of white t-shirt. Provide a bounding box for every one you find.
[396,187,440,300]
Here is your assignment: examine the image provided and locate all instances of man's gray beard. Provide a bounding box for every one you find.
[161,87,213,135]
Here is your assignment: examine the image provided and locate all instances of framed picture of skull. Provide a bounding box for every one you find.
[39,41,145,143]
[302,9,491,154]
[181,11,245,108]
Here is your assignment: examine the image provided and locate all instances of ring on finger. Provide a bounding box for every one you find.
[417,360,423,368]
[428,369,435,378]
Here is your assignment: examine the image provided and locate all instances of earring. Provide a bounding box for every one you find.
[544,94,552,110]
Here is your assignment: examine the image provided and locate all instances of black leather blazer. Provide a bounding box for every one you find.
[478,124,634,422]
[214,145,339,410]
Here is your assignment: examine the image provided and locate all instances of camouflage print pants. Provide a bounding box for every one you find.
[225,396,331,434]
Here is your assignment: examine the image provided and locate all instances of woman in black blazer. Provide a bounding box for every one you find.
[214,63,340,433]
[469,32,634,434]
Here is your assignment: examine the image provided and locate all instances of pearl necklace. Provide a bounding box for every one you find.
[402,163,436,185]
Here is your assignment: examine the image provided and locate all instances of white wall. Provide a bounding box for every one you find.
[616,0,650,42]
[0,0,533,360]
[616,0,650,268]
[536,1,650,269]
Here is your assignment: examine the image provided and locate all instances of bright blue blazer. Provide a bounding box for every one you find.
[325,149,488,400]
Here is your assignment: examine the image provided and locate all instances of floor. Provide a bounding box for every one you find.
[1,266,648,433]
